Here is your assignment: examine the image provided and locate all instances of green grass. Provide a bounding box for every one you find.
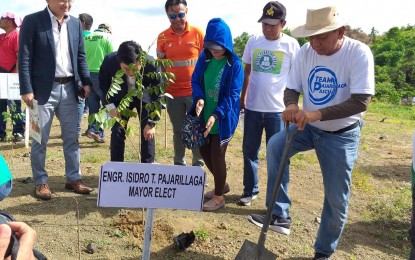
[368,101,415,121]
[351,167,375,193]
[194,228,209,241]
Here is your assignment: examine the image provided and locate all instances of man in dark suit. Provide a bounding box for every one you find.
[18,0,94,200]
[99,41,161,163]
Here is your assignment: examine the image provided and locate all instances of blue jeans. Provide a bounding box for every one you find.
[86,72,104,138]
[0,99,25,138]
[266,122,361,255]
[242,109,283,195]
[0,180,12,201]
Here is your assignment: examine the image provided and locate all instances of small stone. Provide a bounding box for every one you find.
[86,243,96,254]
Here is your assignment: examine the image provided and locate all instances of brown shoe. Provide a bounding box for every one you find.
[65,179,94,194]
[35,183,52,200]
[85,130,105,143]
[204,183,230,200]
[203,198,225,212]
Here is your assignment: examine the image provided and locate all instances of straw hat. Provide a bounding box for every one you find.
[291,6,347,38]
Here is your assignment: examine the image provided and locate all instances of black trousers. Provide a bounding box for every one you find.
[110,99,155,163]
[199,134,228,196]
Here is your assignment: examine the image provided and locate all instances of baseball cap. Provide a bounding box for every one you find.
[98,23,111,34]
[257,1,286,25]
[203,41,224,51]
[1,12,22,28]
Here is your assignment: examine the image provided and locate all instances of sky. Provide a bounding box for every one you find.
[1,0,414,57]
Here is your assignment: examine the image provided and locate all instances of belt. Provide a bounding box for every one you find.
[322,120,360,134]
[54,76,73,84]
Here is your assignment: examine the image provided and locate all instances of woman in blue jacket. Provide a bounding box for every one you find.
[191,18,244,211]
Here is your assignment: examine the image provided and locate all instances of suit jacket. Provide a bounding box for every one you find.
[99,51,162,122]
[18,8,92,105]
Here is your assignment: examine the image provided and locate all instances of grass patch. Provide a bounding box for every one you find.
[368,102,415,121]
[194,228,209,241]
[351,167,375,193]
[367,188,411,222]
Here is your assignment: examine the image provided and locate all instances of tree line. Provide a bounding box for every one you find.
[233,25,415,104]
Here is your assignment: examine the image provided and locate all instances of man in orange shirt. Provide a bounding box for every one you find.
[157,0,204,167]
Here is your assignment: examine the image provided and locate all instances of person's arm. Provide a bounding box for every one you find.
[18,15,35,108]
[76,20,92,98]
[212,56,244,120]
[0,222,36,260]
[240,64,251,110]
[190,53,206,106]
[318,94,372,121]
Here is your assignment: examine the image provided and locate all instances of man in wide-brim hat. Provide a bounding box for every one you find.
[248,6,375,260]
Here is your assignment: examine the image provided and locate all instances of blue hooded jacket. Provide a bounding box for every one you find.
[190,18,244,146]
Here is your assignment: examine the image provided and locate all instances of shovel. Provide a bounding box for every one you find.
[235,122,298,260]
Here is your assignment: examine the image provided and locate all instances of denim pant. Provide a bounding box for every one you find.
[166,96,203,166]
[110,99,155,163]
[86,72,104,138]
[242,109,283,196]
[266,122,361,255]
[0,99,25,138]
[0,180,12,201]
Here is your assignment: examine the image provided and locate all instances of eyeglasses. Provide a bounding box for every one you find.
[168,12,185,20]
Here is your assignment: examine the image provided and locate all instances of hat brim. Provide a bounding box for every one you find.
[291,22,347,38]
[204,41,224,51]
[258,18,281,26]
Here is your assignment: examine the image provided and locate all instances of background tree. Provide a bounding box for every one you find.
[233,32,251,58]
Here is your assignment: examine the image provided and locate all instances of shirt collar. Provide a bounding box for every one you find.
[47,6,70,22]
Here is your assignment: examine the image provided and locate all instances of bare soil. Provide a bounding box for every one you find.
[0,110,412,259]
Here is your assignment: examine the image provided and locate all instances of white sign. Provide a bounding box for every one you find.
[97,162,206,211]
[0,74,7,99]
[0,73,20,100]
[29,99,42,144]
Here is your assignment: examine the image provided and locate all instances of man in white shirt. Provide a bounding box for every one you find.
[247,6,375,260]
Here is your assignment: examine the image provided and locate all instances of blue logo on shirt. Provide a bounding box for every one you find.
[308,66,347,105]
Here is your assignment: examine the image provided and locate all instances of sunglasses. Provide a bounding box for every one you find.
[168,12,185,20]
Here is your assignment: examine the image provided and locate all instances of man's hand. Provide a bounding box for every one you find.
[203,116,215,137]
[195,99,204,116]
[82,85,91,98]
[21,93,34,109]
[0,222,36,260]
[282,104,322,131]
[143,125,155,141]
[109,108,120,118]
[282,104,300,123]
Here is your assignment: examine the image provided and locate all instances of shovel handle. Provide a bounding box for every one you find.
[257,122,298,257]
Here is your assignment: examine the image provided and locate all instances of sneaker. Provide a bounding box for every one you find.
[237,192,258,206]
[247,214,291,235]
[85,129,105,143]
[313,252,331,260]
[203,198,225,212]
[204,183,230,199]
[35,183,52,200]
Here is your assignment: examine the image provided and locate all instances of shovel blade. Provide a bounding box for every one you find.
[235,240,277,260]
